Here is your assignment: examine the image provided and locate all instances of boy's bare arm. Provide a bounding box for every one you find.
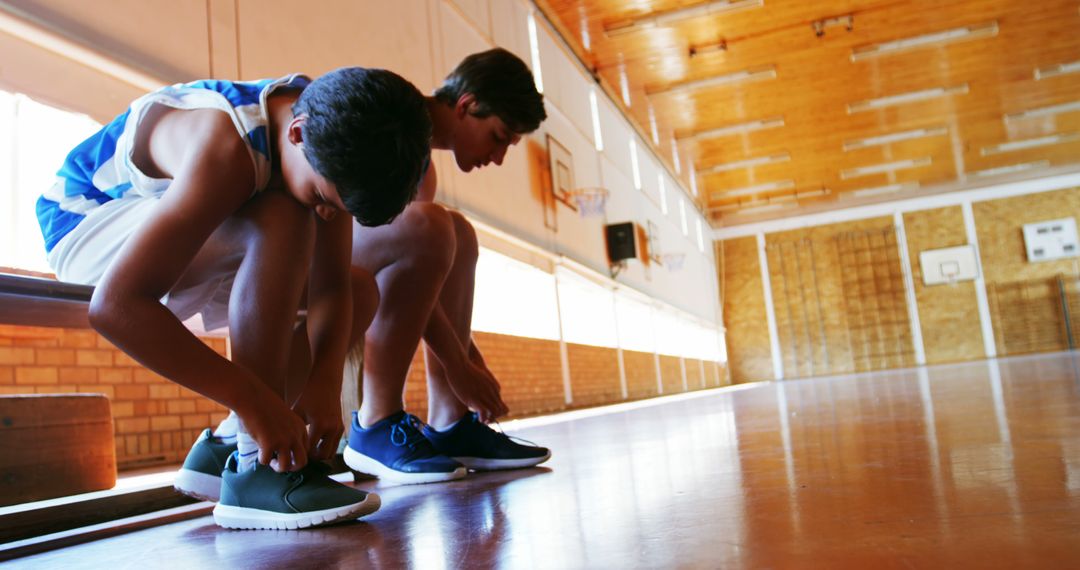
[89,110,308,468]
[294,212,353,459]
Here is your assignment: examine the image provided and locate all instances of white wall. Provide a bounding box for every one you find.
[0,0,721,325]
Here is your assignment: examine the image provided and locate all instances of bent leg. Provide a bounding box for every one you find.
[424,211,480,428]
[351,201,456,426]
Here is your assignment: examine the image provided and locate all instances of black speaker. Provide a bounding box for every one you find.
[605,222,637,263]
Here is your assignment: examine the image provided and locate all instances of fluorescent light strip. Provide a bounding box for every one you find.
[1035,60,1080,80]
[699,153,790,174]
[649,67,777,96]
[851,21,998,61]
[847,85,968,113]
[605,0,764,37]
[1006,100,1080,121]
[795,188,831,200]
[731,202,792,214]
[981,132,1080,156]
[846,182,921,199]
[678,117,784,141]
[972,161,1050,178]
[843,127,947,151]
[711,179,795,199]
[841,157,931,179]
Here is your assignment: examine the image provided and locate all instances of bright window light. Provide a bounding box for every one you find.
[658,174,668,214]
[527,11,545,94]
[672,141,682,174]
[679,198,688,235]
[614,294,656,353]
[696,218,705,252]
[589,89,603,151]
[630,138,642,190]
[654,309,685,357]
[688,163,698,196]
[619,66,631,107]
[556,268,617,348]
[0,90,101,273]
[648,105,659,145]
[472,248,560,340]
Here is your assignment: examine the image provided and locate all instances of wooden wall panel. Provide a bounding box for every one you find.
[975,188,1080,284]
[720,237,774,383]
[903,207,985,363]
[566,343,622,407]
[766,216,910,376]
[975,187,1080,356]
[659,355,684,394]
[623,350,659,400]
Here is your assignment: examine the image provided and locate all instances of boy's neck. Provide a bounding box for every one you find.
[425,97,454,151]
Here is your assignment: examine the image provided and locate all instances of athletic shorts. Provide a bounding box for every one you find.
[47,193,236,333]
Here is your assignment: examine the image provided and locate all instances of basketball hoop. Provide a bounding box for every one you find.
[661,253,686,271]
[567,187,609,218]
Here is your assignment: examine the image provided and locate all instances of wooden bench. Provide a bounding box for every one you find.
[0,272,93,329]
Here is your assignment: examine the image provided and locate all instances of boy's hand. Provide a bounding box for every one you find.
[292,387,345,461]
[237,389,309,472]
[447,359,509,423]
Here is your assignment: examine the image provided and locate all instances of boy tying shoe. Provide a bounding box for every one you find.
[344,48,551,483]
[36,68,431,528]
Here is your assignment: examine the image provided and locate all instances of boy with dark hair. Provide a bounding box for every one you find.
[36,67,431,528]
[342,48,552,483]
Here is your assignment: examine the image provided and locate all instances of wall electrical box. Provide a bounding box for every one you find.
[1022,218,1079,262]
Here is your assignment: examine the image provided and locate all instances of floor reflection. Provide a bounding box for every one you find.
[14,352,1080,568]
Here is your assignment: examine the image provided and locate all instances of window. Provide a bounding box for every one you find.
[589,89,603,152]
[555,268,617,348]
[527,10,545,94]
[0,90,101,273]
[658,174,668,215]
[629,138,641,190]
[472,247,560,340]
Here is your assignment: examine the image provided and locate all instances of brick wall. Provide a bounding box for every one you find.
[0,324,229,470]
[1,324,727,472]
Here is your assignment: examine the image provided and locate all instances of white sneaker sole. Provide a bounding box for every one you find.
[174,468,222,502]
[453,451,552,471]
[213,492,380,530]
[343,446,467,484]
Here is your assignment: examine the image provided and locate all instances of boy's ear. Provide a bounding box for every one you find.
[287,115,306,145]
[454,93,477,118]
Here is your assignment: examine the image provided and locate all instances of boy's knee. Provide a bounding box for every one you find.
[447,211,478,265]
[400,202,456,265]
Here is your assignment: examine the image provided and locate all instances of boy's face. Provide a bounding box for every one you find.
[283,117,348,221]
[452,95,522,173]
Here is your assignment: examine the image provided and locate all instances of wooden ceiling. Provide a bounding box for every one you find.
[533,0,1080,226]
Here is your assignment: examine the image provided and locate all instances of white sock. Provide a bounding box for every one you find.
[213,411,239,444]
[236,431,259,472]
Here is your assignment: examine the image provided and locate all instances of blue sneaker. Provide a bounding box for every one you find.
[344,411,466,484]
[213,452,380,530]
[422,412,551,471]
[174,428,237,501]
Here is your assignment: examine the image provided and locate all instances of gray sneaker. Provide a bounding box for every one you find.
[174,428,236,501]
[213,452,380,530]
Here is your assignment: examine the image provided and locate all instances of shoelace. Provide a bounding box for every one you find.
[390,414,442,460]
[484,417,541,448]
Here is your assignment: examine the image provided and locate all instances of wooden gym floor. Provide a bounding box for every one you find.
[9,352,1080,568]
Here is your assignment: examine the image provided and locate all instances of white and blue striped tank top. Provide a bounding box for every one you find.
[36,74,311,254]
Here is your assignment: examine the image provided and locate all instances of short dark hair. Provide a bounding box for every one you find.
[294,67,431,227]
[433,48,546,134]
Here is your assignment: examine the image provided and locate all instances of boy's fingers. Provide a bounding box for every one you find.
[258,447,273,467]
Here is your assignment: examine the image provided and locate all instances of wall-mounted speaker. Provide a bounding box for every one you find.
[605,222,637,263]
